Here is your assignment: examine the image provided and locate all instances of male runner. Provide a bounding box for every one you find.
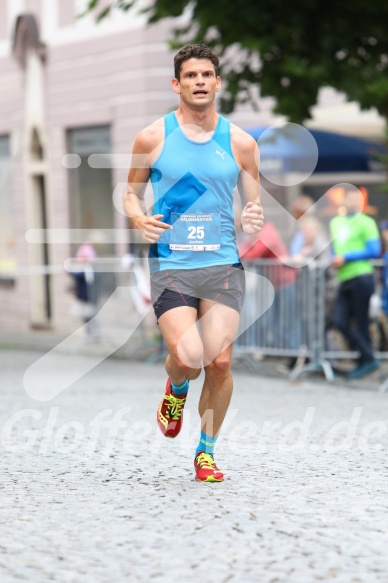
[124,44,263,482]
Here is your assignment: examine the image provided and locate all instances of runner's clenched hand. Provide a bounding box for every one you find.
[241,202,264,235]
[132,214,172,243]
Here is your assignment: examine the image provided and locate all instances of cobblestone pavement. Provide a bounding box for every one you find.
[1,349,387,583]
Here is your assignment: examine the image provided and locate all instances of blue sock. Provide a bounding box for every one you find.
[171,379,189,396]
[196,431,218,457]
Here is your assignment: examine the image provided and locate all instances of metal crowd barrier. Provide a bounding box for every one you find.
[237,259,388,383]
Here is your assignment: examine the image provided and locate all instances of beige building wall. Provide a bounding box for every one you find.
[0,1,182,334]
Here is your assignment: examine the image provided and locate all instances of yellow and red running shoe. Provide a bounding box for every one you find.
[156,378,187,438]
[194,452,224,482]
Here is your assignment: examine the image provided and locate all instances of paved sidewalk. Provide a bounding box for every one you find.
[1,349,388,582]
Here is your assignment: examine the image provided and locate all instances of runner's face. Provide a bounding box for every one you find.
[172,58,221,108]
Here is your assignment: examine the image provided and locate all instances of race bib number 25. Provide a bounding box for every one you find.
[169,213,221,251]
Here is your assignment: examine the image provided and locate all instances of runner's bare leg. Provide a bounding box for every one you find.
[158,306,203,384]
[195,301,240,436]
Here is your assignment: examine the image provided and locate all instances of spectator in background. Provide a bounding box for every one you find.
[380,221,388,335]
[69,242,98,341]
[239,222,302,353]
[289,215,330,267]
[330,187,381,379]
[380,221,388,350]
[289,195,315,256]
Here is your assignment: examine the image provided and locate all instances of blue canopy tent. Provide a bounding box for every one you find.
[245,126,386,174]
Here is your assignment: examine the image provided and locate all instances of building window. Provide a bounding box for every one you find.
[67,126,114,256]
[0,135,15,279]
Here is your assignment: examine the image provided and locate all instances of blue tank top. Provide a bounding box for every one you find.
[148,112,240,273]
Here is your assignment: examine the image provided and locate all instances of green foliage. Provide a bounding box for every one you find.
[84,0,388,123]
[80,0,134,20]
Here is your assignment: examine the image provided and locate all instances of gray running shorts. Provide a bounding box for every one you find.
[150,262,245,320]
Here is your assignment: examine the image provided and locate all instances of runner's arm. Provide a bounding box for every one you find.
[236,134,264,235]
[124,131,172,243]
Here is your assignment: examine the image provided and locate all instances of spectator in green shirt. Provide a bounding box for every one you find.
[330,187,381,379]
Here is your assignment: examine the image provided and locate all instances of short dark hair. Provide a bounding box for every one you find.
[174,44,219,80]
